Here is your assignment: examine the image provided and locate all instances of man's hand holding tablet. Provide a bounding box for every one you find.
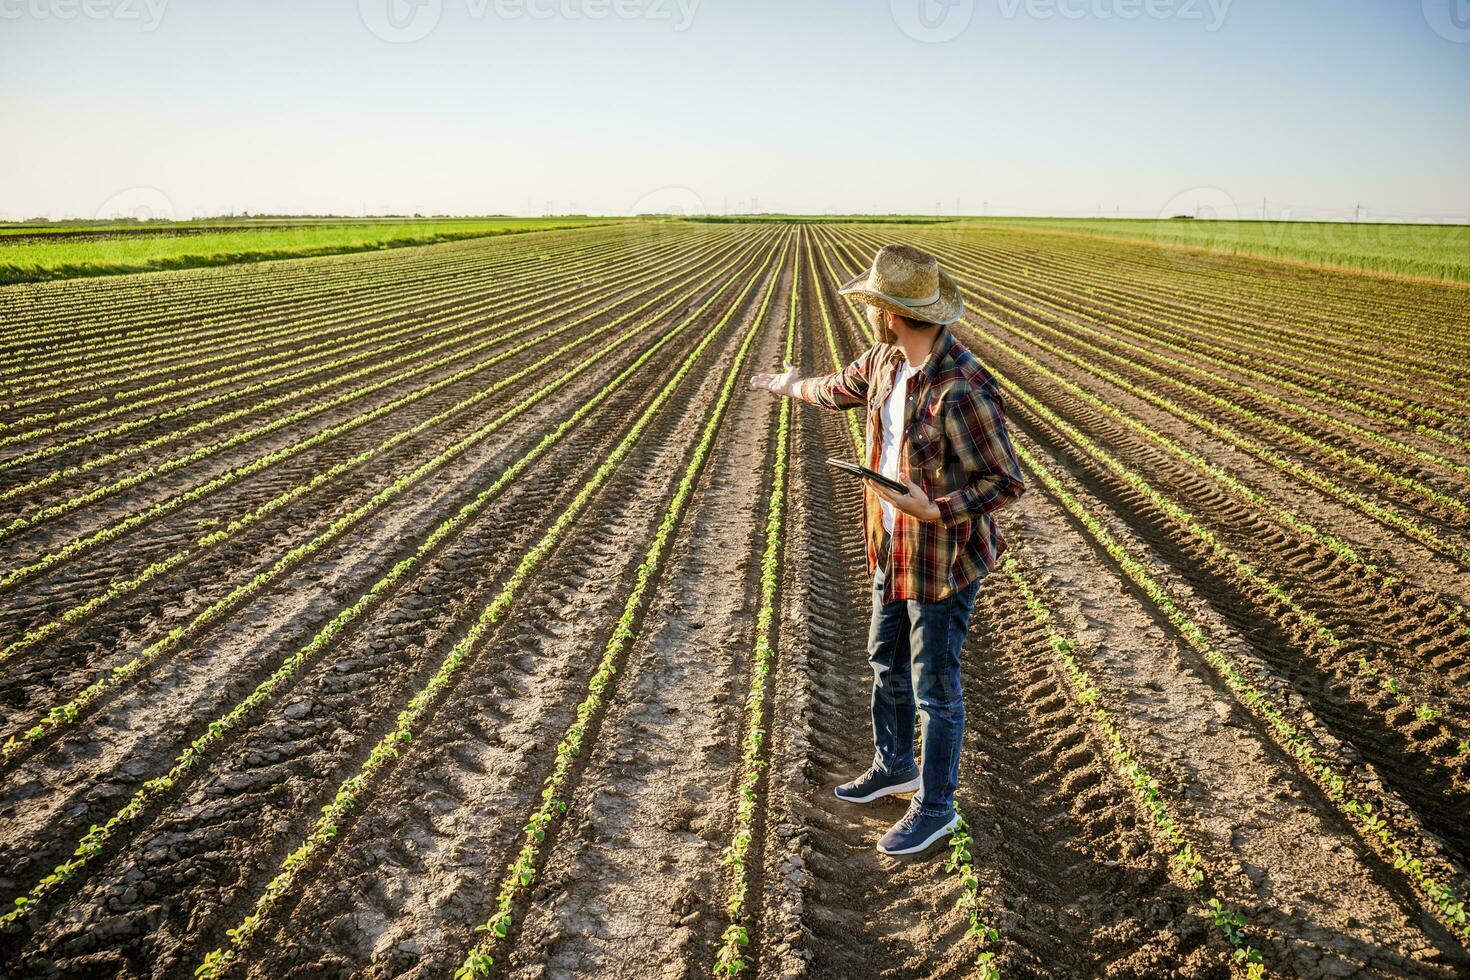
[825,457,909,495]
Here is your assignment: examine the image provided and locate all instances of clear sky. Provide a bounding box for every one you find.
[3,0,1467,221]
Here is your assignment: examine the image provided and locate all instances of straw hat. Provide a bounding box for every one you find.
[837,243,963,326]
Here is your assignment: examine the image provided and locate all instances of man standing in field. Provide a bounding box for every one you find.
[750,243,1025,855]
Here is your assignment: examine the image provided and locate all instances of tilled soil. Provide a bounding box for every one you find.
[3,222,1468,980]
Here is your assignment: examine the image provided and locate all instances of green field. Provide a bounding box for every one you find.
[685,214,961,225]
[0,216,617,284]
[6,213,1466,286]
[956,217,1470,283]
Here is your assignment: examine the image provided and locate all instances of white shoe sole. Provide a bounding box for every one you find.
[833,775,921,805]
[876,813,960,855]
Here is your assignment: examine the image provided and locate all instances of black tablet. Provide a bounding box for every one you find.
[825,457,908,495]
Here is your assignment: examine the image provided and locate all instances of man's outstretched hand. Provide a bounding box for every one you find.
[749,360,800,398]
[871,474,942,522]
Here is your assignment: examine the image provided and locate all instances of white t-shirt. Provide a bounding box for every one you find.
[877,360,916,534]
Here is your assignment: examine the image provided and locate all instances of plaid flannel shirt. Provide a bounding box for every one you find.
[796,326,1026,603]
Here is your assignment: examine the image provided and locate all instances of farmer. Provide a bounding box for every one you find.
[749,243,1025,855]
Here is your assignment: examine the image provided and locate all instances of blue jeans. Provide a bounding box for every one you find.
[868,566,982,817]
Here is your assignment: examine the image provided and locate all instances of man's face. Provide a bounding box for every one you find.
[867,304,896,344]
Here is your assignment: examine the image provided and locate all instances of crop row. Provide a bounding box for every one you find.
[975,226,1470,363]
[829,229,1470,524]
[0,231,733,541]
[0,234,760,601]
[0,227,634,393]
[712,239,798,976]
[935,241,1470,489]
[991,356,1470,830]
[899,227,1470,414]
[1,239,636,442]
[0,233,599,390]
[0,235,775,765]
[0,231,786,940]
[1,255,631,470]
[1013,439,1470,943]
[900,230,1470,449]
[1,229,673,439]
[0,223,639,362]
[0,229,648,429]
[802,223,1470,571]
[200,230,790,980]
[0,231,768,737]
[959,293,1470,567]
[949,316,1469,731]
[999,557,1265,975]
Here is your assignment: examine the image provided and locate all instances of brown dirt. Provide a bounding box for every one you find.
[3,222,1468,980]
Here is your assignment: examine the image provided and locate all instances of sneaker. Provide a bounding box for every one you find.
[833,765,921,804]
[877,803,960,856]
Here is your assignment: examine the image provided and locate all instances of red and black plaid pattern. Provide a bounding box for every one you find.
[796,326,1026,603]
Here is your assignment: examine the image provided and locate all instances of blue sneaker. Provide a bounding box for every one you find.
[877,803,960,855]
[833,765,921,804]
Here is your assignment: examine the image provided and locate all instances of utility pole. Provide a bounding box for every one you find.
[1261,196,1267,220]
[1354,202,1361,223]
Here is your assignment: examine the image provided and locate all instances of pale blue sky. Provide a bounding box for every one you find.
[3,0,1467,220]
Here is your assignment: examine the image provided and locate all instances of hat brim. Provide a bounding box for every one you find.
[837,268,964,326]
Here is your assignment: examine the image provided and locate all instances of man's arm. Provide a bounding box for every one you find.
[931,380,1026,527]
[750,348,873,411]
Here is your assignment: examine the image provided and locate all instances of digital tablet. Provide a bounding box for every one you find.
[825,457,908,495]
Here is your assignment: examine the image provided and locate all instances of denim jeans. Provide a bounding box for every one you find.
[867,565,982,817]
